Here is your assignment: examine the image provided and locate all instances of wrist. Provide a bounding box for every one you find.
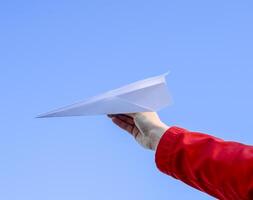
[150,123,170,151]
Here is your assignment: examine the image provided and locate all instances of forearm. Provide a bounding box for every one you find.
[149,122,169,151]
[155,126,253,200]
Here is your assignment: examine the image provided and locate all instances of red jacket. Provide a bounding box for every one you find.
[155,127,253,200]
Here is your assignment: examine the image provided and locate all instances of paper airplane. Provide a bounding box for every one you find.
[37,72,171,118]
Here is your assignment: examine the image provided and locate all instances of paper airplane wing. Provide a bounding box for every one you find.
[37,73,171,118]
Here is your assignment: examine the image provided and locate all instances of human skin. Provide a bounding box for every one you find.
[109,112,253,200]
[108,112,169,150]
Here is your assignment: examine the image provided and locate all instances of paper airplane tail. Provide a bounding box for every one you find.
[37,72,171,118]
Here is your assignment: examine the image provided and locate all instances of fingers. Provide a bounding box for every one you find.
[108,113,136,118]
[107,114,134,125]
[117,115,134,125]
[132,126,139,139]
[111,117,133,134]
[108,114,141,139]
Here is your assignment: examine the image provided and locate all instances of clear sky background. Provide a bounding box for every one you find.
[1,1,253,199]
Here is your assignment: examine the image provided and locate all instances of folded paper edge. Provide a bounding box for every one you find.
[36,72,170,118]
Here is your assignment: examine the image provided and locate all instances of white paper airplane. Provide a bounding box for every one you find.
[37,72,171,118]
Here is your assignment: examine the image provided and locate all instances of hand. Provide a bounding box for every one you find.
[108,112,169,151]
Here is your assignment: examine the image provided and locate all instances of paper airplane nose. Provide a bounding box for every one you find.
[37,72,171,118]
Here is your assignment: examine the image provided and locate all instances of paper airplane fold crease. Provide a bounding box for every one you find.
[37,72,171,118]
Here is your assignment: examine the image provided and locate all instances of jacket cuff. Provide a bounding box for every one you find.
[155,126,186,176]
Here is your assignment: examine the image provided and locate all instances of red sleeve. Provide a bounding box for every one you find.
[155,126,253,200]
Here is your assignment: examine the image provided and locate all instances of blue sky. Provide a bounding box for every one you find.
[1,1,253,199]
